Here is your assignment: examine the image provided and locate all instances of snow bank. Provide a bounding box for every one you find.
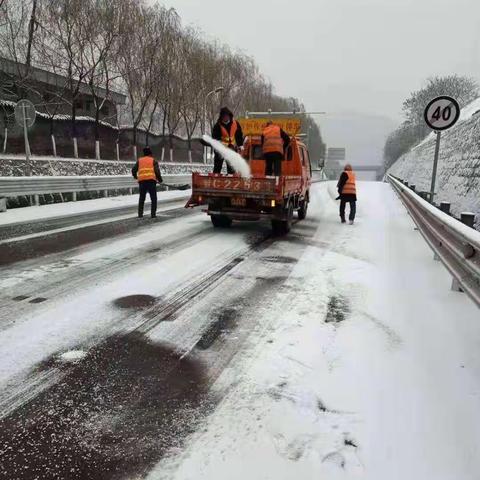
[202,135,251,177]
[388,97,480,225]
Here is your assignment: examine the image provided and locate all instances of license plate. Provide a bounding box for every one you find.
[231,197,246,207]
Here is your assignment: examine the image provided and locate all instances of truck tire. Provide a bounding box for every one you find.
[271,203,293,235]
[298,197,308,220]
[211,214,232,228]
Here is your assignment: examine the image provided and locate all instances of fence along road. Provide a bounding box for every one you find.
[388,174,480,308]
[0,174,192,199]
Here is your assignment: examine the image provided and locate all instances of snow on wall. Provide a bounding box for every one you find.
[388,98,480,224]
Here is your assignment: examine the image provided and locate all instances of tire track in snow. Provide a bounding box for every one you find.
[0,215,322,479]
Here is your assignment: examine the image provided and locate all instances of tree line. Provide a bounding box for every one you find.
[384,75,479,170]
[0,0,325,162]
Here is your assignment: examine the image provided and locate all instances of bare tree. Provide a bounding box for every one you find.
[116,1,177,160]
[83,0,125,159]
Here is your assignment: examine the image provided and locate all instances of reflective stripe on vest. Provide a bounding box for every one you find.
[342,171,356,195]
[262,124,284,155]
[137,156,157,182]
[220,121,238,147]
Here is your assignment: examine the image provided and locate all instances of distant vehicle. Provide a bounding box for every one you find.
[186,131,312,235]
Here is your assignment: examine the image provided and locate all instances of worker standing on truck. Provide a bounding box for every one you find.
[337,164,357,224]
[132,146,163,219]
[211,107,244,174]
[261,121,290,176]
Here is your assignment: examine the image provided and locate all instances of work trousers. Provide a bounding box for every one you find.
[340,199,356,221]
[138,180,157,218]
[264,152,283,176]
[213,154,234,174]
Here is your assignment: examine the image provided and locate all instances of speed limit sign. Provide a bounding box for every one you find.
[424,96,460,131]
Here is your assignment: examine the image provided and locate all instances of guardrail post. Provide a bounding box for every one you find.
[34,194,40,206]
[451,213,476,293]
[104,189,108,198]
[440,202,451,215]
[0,197,6,213]
[72,192,77,202]
[460,212,475,229]
[129,188,133,195]
[452,278,463,293]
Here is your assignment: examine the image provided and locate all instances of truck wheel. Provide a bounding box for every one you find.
[211,214,232,228]
[298,198,308,220]
[271,203,293,235]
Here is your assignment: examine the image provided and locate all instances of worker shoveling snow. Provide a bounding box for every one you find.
[202,134,251,178]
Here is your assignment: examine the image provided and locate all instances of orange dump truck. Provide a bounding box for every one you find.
[186,119,312,235]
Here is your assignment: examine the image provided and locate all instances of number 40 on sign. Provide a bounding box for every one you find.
[423,95,460,202]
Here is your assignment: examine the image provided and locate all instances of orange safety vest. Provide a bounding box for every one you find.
[342,171,357,195]
[137,156,157,182]
[220,120,238,148]
[262,124,284,155]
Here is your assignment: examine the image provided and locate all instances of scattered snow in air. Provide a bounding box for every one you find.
[202,135,251,177]
[58,350,87,363]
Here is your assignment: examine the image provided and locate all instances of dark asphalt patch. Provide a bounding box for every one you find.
[197,308,239,350]
[0,333,209,480]
[325,295,350,324]
[12,295,29,301]
[261,255,297,264]
[113,294,157,309]
[255,275,289,284]
[29,297,47,304]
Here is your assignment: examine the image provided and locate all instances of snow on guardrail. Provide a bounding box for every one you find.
[0,174,191,198]
[388,174,480,308]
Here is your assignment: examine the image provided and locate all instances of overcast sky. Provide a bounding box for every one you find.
[164,0,480,163]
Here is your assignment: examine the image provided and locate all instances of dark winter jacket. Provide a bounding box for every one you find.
[132,158,163,183]
[211,107,244,149]
[337,171,357,201]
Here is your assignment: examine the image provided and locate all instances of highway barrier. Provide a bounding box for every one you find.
[0,174,191,208]
[0,169,325,210]
[388,174,480,308]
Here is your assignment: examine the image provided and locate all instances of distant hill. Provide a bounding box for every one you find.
[320,112,398,167]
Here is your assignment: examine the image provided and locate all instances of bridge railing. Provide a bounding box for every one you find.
[388,174,480,308]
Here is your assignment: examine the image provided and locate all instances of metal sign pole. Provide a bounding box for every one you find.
[430,131,441,202]
[22,103,32,176]
[423,96,461,203]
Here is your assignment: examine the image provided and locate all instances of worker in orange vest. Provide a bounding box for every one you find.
[337,164,357,224]
[132,146,163,218]
[211,107,244,174]
[261,121,290,176]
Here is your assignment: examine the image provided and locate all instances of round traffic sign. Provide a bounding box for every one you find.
[424,96,460,131]
[14,99,36,128]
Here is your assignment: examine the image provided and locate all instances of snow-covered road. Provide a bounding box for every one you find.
[0,181,479,480]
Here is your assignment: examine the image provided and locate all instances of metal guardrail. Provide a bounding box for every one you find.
[0,174,191,198]
[388,174,480,308]
[0,169,326,198]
